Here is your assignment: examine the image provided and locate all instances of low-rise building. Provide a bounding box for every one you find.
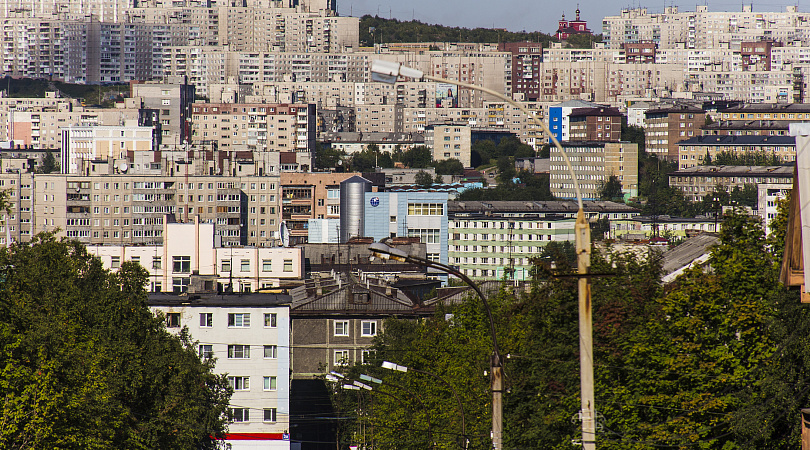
[668,165,793,202]
[88,220,304,293]
[676,135,795,169]
[758,183,792,236]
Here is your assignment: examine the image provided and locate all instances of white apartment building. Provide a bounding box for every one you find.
[61,123,156,174]
[150,294,292,450]
[549,141,639,200]
[88,220,304,292]
[602,5,810,49]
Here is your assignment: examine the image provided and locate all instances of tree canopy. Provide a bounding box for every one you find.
[0,234,231,449]
[328,209,807,448]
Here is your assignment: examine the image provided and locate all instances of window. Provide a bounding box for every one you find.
[228,344,250,359]
[110,256,120,269]
[407,229,440,244]
[152,256,161,269]
[228,313,251,327]
[240,259,250,272]
[408,203,444,215]
[263,376,277,391]
[264,345,277,358]
[231,408,249,422]
[361,321,377,337]
[228,376,250,391]
[172,256,190,273]
[262,259,272,272]
[200,313,213,327]
[264,313,277,328]
[199,344,213,359]
[221,259,231,272]
[334,350,350,365]
[172,277,189,294]
[283,259,293,272]
[334,320,349,336]
[166,313,181,328]
[263,408,277,423]
[162,99,171,105]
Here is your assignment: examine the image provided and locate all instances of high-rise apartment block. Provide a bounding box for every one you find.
[549,141,639,200]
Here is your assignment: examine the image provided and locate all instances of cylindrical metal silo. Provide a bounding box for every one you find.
[339,175,372,243]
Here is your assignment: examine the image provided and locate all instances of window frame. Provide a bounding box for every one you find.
[334,320,349,337]
[228,313,251,328]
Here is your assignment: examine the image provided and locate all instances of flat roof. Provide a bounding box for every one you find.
[148,292,292,308]
[670,165,793,177]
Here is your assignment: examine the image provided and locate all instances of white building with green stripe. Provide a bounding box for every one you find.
[448,200,640,280]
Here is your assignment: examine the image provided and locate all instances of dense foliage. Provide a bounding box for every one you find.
[330,209,807,448]
[0,234,231,449]
[359,15,556,46]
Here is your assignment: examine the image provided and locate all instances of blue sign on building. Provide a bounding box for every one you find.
[369,196,380,207]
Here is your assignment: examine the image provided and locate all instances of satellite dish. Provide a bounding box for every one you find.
[119,162,128,172]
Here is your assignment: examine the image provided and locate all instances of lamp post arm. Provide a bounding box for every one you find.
[403,253,501,366]
[421,73,584,212]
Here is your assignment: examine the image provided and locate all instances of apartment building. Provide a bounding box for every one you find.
[6,172,287,248]
[131,78,196,144]
[645,104,705,161]
[0,94,148,150]
[448,200,640,280]
[668,165,793,202]
[498,41,543,101]
[549,141,639,200]
[61,123,156,174]
[676,135,795,169]
[279,172,359,244]
[548,100,602,142]
[758,183,792,236]
[424,123,472,167]
[149,293,293,449]
[702,120,790,137]
[602,5,810,49]
[89,220,303,292]
[568,107,623,142]
[191,102,315,157]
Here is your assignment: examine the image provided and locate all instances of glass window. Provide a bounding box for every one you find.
[228,376,250,391]
[262,259,272,272]
[263,376,277,391]
[283,259,293,272]
[264,313,277,328]
[264,345,278,359]
[361,320,377,337]
[263,408,277,423]
[172,277,189,294]
[227,344,250,358]
[231,408,249,422]
[334,350,349,365]
[166,312,181,328]
[200,313,213,327]
[221,259,231,272]
[334,320,349,336]
[199,344,213,359]
[228,313,251,327]
[172,256,190,273]
[241,259,250,272]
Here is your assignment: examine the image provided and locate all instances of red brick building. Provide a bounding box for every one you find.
[568,107,623,142]
[498,42,543,101]
[556,8,591,40]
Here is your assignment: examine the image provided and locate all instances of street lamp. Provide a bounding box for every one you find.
[373,247,493,448]
[370,60,595,450]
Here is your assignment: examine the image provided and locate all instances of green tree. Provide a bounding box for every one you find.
[314,143,345,170]
[398,146,433,168]
[434,173,444,184]
[598,175,624,200]
[414,170,433,188]
[38,150,59,174]
[621,122,645,153]
[471,139,496,168]
[0,234,231,448]
[433,158,464,175]
[496,156,516,184]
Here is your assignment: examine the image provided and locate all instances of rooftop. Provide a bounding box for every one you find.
[670,165,793,177]
[677,135,795,146]
[448,200,640,214]
[148,292,292,307]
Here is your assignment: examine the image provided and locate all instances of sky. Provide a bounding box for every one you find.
[337,1,808,35]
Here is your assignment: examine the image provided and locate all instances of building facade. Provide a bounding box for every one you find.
[549,141,639,200]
